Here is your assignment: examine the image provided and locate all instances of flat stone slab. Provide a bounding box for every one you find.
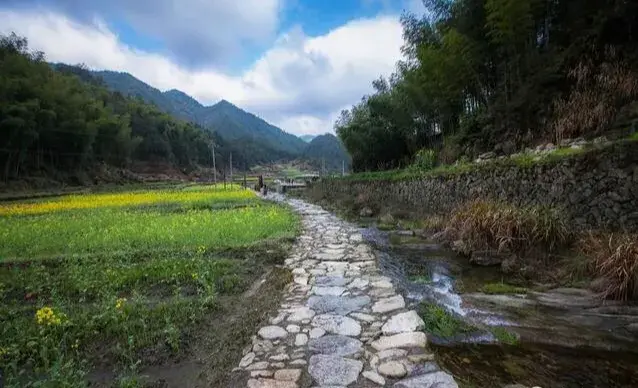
[258,326,288,339]
[315,276,349,287]
[372,295,406,313]
[309,355,363,386]
[247,378,297,388]
[312,286,346,296]
[309,334,363,356]
[371,332,427,350]
[393,371,459,388]
[307,295,371,315]
[287,306,316,322]
[312,314,361,336]
[382,311,425,335]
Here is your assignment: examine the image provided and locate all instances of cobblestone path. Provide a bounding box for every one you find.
[232,197,458,388]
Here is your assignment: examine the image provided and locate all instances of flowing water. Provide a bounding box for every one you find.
[360,225,638,388]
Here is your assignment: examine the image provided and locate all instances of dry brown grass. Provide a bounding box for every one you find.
[579,233,638,301]
[552,47,638,143]
[446,200,571,255]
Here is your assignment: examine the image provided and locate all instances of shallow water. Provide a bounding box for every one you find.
[360,225,638,388]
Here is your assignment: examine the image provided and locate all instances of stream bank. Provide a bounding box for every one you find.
[359,224,638,387]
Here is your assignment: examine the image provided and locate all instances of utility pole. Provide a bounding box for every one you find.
[342,160,345,176]
[211,141,217,184]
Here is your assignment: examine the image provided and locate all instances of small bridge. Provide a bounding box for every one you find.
[274,174,320,193]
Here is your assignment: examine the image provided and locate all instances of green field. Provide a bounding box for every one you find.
[0,184,298,387]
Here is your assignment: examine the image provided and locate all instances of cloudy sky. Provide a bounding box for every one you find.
[0,0,425,136]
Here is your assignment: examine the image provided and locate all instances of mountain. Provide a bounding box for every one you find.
[299,135,316,143]
[93,71,307,164]
[303,134,351,172]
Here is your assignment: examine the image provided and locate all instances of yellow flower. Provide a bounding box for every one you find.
[191,273,199,280]
[35,306,66,326]
[196,245,206,254]
[71,339,80,350]
[115,298,127,310]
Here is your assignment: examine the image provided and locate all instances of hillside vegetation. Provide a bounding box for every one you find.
[302,133,351,172]
[0,34,229,183]
[336,0,638,172]
[95,71,308,165]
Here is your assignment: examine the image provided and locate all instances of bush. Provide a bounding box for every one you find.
[410,149,437,171]
[446,200,571,255]
[579,233,638,301]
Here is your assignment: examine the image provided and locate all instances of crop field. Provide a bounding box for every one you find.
[0,184,299,387]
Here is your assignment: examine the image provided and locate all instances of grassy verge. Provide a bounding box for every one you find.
[0,184,299,387]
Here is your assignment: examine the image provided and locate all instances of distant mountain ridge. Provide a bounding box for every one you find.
[299,135,316,143]
[303,134,351,172]
[93,71,307,162]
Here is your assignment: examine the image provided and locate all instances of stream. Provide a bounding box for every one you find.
[360,225,638,388]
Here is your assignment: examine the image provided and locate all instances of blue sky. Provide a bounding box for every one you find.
[0,0,425,135]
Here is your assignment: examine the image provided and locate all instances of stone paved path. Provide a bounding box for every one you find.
[232,197,458,388]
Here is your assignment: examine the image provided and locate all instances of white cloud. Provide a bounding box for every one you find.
[6,0,283,67]
[0,9,404,136]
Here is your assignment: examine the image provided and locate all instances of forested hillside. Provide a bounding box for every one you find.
[0,33,232,183]
[96,71,308,163]
[302,134,351,172]
[337,0,638,171]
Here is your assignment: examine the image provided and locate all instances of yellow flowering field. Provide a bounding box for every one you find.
[0,184,298,386]
[0,183,255,216]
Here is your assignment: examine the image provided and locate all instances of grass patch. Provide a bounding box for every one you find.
[446,200,571,255]
[0,185,299,386]
[0,204,297,260]
[579,233,638,301]
[490,327,520,345]
[480,283,528,295]
[419,303,475,339]
[0,183,255,216]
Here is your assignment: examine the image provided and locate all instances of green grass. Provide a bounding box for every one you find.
[419,303,475,339]
[0,205,297,259]
[0,185,300,387]
[480,283,528,295]
[490,327,520,345]
[333,137,634,183]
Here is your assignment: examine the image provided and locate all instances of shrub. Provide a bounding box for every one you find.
[579,233,638,301]
[411,149,437,171]
[446,200,571,255]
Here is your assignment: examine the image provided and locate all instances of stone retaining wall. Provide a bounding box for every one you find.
[313,141,638,231]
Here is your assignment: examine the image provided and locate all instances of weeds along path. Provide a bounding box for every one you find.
[230,195,458,388]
